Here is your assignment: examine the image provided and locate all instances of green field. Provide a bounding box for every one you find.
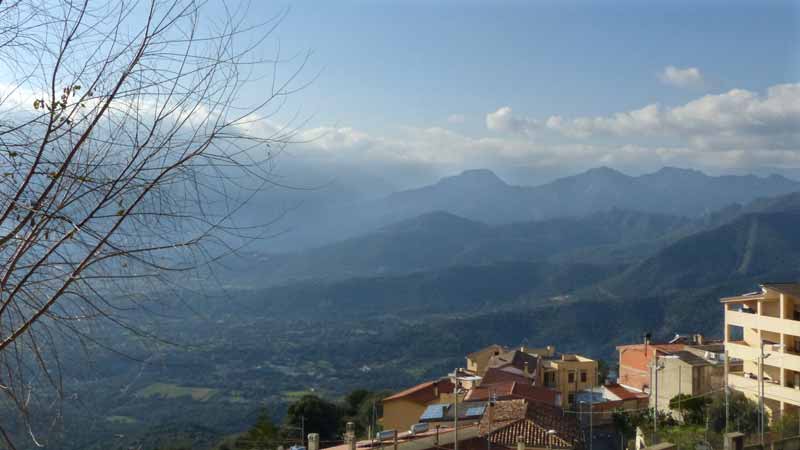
[135,383,219,402]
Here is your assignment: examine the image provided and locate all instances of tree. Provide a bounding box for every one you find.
[669,393,709,425]
[0,1,307,446]
[231,412,285,450]
[707,391,760,434]
[286,394,344,441]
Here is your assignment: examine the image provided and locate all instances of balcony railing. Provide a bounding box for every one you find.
[728,373,800,406]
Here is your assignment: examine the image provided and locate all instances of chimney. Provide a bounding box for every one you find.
[345,422,356,450]
[308,434,320,450]
[517,435,526,450]
[694,334,704,345]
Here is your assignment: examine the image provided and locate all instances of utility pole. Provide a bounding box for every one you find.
[758,339,764,448]
[652,360,664,445]
[453,370,460,450]
[724,350,730,433]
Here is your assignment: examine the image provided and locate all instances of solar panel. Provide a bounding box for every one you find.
[420,404,446,420]
[465,406,486,417]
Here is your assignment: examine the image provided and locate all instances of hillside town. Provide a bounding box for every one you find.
[311,283,800,450]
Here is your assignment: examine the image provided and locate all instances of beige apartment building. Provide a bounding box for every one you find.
[541,353,599,409]
[722,283,800,421]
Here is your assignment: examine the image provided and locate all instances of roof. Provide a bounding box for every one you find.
[419,401,489,423]
[467,344,508,359]
[763,283,800,299]
[669,351,713,367]
[616,343,686,353]
[478,399,578,449]
[383,379,454,403]
[604,383,648,401]
[321,424,478,450]
[464,381,558,406]
[480,368,533,386]
[489,350,540,373]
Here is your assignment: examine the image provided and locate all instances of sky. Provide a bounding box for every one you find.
[222,0,800,187]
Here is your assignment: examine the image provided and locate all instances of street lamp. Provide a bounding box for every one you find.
[760,341,785,446]
[650,361,666,444]
[449,370,481,450]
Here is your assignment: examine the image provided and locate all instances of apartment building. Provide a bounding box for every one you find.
[468,344,598,409]
[722,283,800,421]
[540,353,599,409]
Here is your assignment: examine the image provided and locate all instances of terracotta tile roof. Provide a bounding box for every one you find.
[464,381,558,406]
[478,399,579,450]
[480,368,532,386]
[383,378,454,403]
[604,383,648,401]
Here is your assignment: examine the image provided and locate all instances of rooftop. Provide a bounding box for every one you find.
[383,379,454,403]
[478,399,578,449]
[464,381,558,406]
[480,368,533,386]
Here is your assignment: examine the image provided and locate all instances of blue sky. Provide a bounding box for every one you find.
[230,0,800,184]
[256,0,798,131]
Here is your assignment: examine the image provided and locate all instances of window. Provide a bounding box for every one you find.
[580,370,587,383]
[568,393,575,405]
[568,371,575,383]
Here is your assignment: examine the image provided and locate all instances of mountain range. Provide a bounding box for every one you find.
[259,166,800,252]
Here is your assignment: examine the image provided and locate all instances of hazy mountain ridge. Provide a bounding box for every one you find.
[247,209,691,286]
[254,166,800,252]
[379,166,800,225]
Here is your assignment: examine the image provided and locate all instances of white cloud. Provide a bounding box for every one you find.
[486,106,541,135]
[447,113,466,124]
[658,65,704,88]
[489,83,800,152]
[239,82,800,175]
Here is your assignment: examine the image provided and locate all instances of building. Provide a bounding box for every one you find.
[467,345,509,376]
[722,283,800,421]
[616,342,686,392]
[573,384,649,425]
[650,346,740,414]
[478,399,581,450]
[616,334,723,391]
[540,353,599,409]
[382,378,456,431]
[324,400,581,450]
[468,344,598,410]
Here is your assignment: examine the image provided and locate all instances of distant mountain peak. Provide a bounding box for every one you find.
[581,166,629,178]
[438,169,507,188]
[651,166,704,176]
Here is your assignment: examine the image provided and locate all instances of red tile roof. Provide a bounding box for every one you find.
[464,381,558,406]
[478,399,579,449]
[604,383,648,401]
[383,379,454,403]
[480,368,532,386]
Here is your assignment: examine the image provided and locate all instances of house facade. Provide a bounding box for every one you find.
[382,379,457,431]
[722,283,800,421]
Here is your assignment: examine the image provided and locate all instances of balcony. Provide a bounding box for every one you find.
[727,341,800,373]
[728,373,800,406]
[726,310,800,337]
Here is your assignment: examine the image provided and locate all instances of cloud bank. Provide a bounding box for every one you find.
[243,82,800,177]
